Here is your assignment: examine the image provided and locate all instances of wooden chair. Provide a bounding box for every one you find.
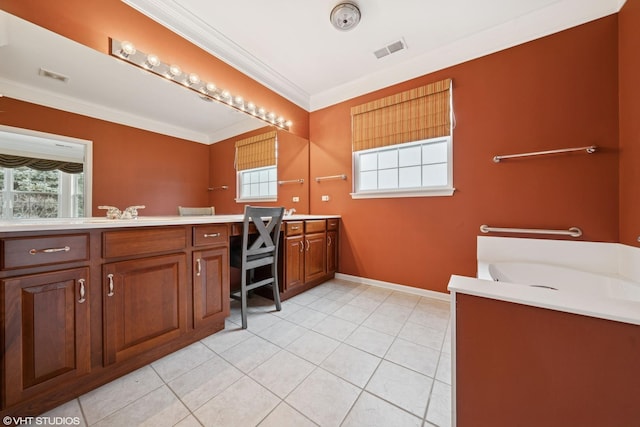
[230,206,284,329]
[178,206,215,216]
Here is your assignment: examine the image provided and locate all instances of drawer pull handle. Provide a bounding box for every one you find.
[203,233,221,238]
[305,240,310,251]
[299,241,304,253]
[29,246,70,255]
[196,258,202,276]
[328,236,332,246]
[107,273,114,297]
[78,278,86,303]
[290,226,300,230]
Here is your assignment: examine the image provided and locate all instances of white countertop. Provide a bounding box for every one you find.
[448,274,640,326]
[0,214,341,232]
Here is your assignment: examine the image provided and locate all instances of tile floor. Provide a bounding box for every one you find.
[37,279,452,427]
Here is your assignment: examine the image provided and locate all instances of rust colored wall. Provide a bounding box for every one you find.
[309,16,619,292]
[209,128,310,214]
[0,97,210,215]
[619,0,640,247]
[0,0,309,138]
[455,294,640,426]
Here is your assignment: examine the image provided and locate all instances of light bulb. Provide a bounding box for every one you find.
[206,83,217,93]
[144,54,160,68]
[235,96,243,106]
[168,64,182,78]
[285,120,293,127]
[188,73,200,85]
[120,41,136,57]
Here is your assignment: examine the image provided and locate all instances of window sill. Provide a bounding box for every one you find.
[235,197,278,203]
[350,188,455,199]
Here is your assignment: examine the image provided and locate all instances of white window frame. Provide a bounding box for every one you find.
[351,136,454,199]
[235,165,278,202]
[0,167,84,219]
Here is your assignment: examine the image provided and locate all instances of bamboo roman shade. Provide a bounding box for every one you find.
[0,154,83,173]
[351,78,452,152]
[235,130,277,171]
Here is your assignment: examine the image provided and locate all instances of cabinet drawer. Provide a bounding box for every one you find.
[285,221,304,236]
[1,234,89,270]
[305,220,326,234]
[193,225,228,247]
[103,227,186,258]
[327,218,339,231]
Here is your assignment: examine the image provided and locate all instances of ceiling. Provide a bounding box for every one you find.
[124,0,626,111]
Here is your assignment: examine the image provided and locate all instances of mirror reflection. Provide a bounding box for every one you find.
[0,10,309,218]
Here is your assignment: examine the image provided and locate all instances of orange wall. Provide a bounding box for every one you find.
[208,128,310,214]
[0,97,210,215]
[619,0,640,246]
[309,16,619,292]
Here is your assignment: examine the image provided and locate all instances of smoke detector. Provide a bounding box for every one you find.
[330,3,361,31]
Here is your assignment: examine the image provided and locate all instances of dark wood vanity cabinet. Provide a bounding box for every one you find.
[191,224,230,329]
[0,224,228,417]
[2,267,91,407]
[101,227,189,366]
[0,233,92,409]
[280,218,339,300]
[103,254,188,365]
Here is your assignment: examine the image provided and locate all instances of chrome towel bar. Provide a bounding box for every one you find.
[278,179,305,185]
[480,224,583,238]
[493,145,597,163]
[315,174,347,182]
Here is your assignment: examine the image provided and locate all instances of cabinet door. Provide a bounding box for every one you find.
[327,230,338,275]
[305,232,327,283]
[103,254,187,365]
[193,247,229,329]
[284,235,305,291]
[2,268,90,406]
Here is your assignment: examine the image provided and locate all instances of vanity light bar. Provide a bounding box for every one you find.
[109,39,292,130]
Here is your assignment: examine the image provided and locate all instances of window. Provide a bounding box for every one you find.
[0,167,84,219]
[0,125,92,219]
[354,136,452,197]
[237,165,277,200]
[351,78,453,199]
[235,130,278,202]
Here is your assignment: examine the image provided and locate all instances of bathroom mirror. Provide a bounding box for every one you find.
[0,10,309,216]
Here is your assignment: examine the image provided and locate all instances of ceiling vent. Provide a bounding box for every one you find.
[38,67,69,83]
[374,39,407,59]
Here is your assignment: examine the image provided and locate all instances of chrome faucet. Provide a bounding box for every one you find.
[98,205,122,219]
[97,205,145,219]
[123,205,145,219]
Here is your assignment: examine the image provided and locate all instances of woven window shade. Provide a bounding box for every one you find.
[0,154,83,173]
[235,130,277,171]
[351,78,452,152]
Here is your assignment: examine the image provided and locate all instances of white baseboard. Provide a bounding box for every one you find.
[334,273,450,302]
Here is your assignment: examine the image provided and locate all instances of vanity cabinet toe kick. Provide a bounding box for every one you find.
[0,216,338,417]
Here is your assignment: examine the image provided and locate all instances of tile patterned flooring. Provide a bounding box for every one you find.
[38,279,452,427]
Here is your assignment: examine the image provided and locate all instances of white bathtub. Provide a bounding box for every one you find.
[482,262,640,303]
[448,236,640,326]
